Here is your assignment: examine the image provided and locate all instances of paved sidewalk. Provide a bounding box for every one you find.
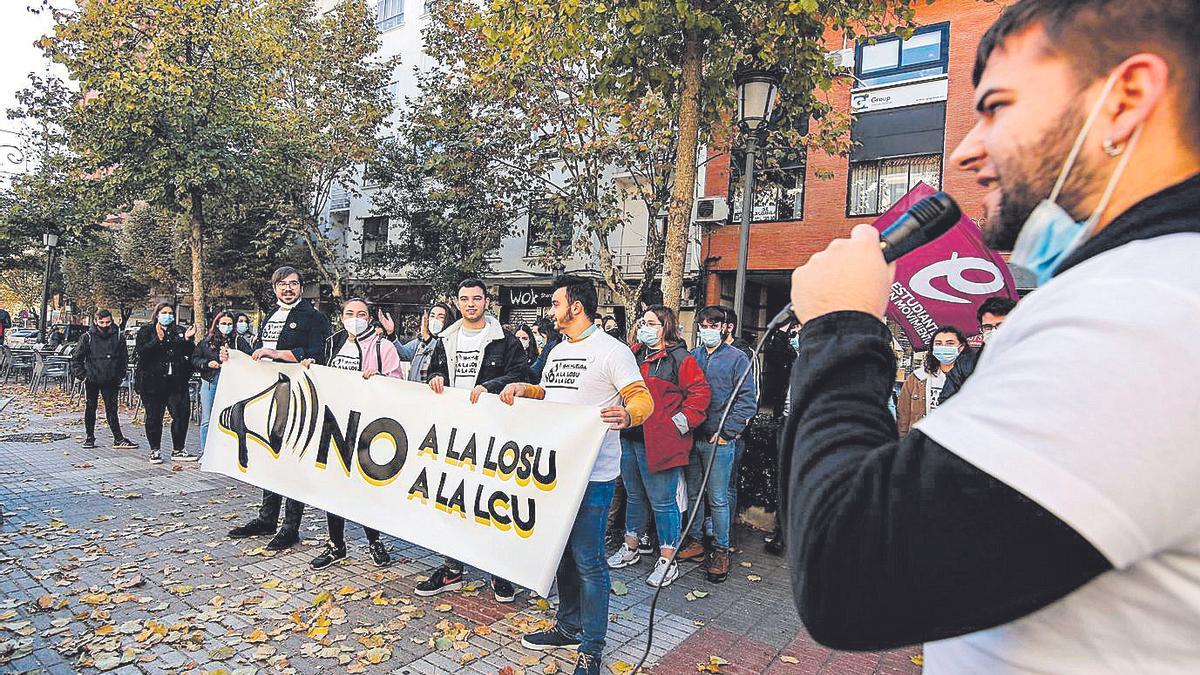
[0,385,923,674]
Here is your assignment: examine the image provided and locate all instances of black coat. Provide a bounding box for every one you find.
[254,300,331,365]
[192,333,249,382]
[426,322,531,394]
[938,346,981,404]
[70,325,127,385]
[134,323,195,393]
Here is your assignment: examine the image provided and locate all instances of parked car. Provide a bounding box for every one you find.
[5,328,39,347]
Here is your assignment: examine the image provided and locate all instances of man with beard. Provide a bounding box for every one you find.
[226,266,331,551]
[778,1,1200,671]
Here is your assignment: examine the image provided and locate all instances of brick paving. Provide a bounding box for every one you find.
[0,384,923,674]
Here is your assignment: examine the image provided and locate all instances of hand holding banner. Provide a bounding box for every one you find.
[202,351,609,596]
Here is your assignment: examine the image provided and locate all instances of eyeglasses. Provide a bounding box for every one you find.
[274,281,301,289]
[980,323,1001,333]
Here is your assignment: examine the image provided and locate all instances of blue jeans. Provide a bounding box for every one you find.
[685,439,734,549]
[727,438,746,528]
[198,376,219,454]
[556,479,615,657]
[620,437,682,550]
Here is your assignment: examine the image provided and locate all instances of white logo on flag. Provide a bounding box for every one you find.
[910,253,1004,304]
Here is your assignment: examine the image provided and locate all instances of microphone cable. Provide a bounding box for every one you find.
[631,309,791,672]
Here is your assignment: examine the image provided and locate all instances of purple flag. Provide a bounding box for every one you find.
[873,182,1018,351]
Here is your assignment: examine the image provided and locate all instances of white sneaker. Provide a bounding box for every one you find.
[646,556,679,588]
[606,543,640,569]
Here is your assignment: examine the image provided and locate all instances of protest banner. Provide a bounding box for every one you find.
[875,182,1019,350]
[201,351,609,596]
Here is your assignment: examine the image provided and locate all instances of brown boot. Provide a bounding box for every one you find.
[677,537,706,562]
[705,547,731,583]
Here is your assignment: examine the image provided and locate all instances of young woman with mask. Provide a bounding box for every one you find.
[513,323,539,365]
[607,306,711,587]
[232,313,256,356]
[896,326,968,436]
[379,301,454,383]
[134,302,196,464]
[192,311,236,456]
[529,316,561,383]
[303,298,403,569]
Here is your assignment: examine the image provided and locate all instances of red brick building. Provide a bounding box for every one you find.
[699,0,1011,335]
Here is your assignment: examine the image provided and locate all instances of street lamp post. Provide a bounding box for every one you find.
[38,232,60,345]
[731,68,781,336]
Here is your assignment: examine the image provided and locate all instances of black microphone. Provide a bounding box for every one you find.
[766,191,962,329]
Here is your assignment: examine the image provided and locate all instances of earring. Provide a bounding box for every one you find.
[1102,137,1124,157]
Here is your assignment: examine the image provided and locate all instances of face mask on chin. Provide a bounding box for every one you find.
[1009,70,1144,286]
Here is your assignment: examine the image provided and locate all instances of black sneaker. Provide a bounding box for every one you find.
[171,448,198,462]
[573,652,601,675]
[637,533,653,555]
[521,624,581,652]
[414,565,464,597]
[368,540,391,567]
[310,543,347,570]
[265,529,300,551]
[228,519,276,539]
[149,449,163,464]
[82,437,96,449]
[491,576,516,603]
[113,438,138,450]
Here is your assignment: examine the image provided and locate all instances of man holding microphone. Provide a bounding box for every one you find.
[782,1,1199,672]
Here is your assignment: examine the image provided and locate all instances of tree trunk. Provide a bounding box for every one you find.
[659,30,705,314]
[188,189,207,336]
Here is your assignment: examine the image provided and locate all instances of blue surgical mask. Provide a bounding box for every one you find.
[788,335,800,352]
[698,327,722,348]
[236,321,250,334]
[931,345,960,365]
[158,314,174,326]
[1010,71,1143,286]
[218,324,233,335]
[636,326,660,347]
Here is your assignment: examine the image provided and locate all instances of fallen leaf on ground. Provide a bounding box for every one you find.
[611,580,629,596]
[780,655,799,664]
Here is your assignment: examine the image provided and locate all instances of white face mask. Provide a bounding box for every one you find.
[342,317,369,336]
[428,317,444,336]
[1010,70,1144,285]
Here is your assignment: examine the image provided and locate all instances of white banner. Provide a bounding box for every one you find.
[201,352,609,596]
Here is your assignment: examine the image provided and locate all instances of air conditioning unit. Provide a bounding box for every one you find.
[827,47,855,70]
[693,196,729,223]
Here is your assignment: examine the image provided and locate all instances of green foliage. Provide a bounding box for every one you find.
[62,229,149,325]
[36,0,395,318]
[375,0,680,316]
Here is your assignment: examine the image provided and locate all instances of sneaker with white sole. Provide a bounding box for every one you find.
[171,448,198,462]
[521,624,581,651]
[113,438,138,450]
[637,533,654,555]
[606,543,640,569]
[149,449,163,464]
[646,556,679,588]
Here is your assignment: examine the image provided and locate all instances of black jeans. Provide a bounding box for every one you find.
[85,381,124,442]
[327,513,378,550]
[142,385,189,451]
[258,490,305,533]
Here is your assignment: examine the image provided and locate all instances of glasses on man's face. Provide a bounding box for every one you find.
[980,323,1001,333]
[275,281,301,289]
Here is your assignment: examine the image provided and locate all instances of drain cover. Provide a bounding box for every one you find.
[0,432,70,443]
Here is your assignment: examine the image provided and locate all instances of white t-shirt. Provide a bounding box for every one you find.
[925,369,946,412]
[917,233,1200,674]
[452,326,486,389]
[260,306,291,352]
[540,329,644,482]
[329,339,361,372]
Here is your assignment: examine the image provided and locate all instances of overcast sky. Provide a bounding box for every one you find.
[0,2,69,174]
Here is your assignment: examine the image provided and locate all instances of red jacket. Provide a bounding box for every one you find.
[624,342,711,472]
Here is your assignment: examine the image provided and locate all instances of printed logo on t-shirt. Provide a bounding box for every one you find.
[454,349,482,386]
[260,319,284,346]
[330,353,361,372]
[541,357,596,390]
[929,383,944,409]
